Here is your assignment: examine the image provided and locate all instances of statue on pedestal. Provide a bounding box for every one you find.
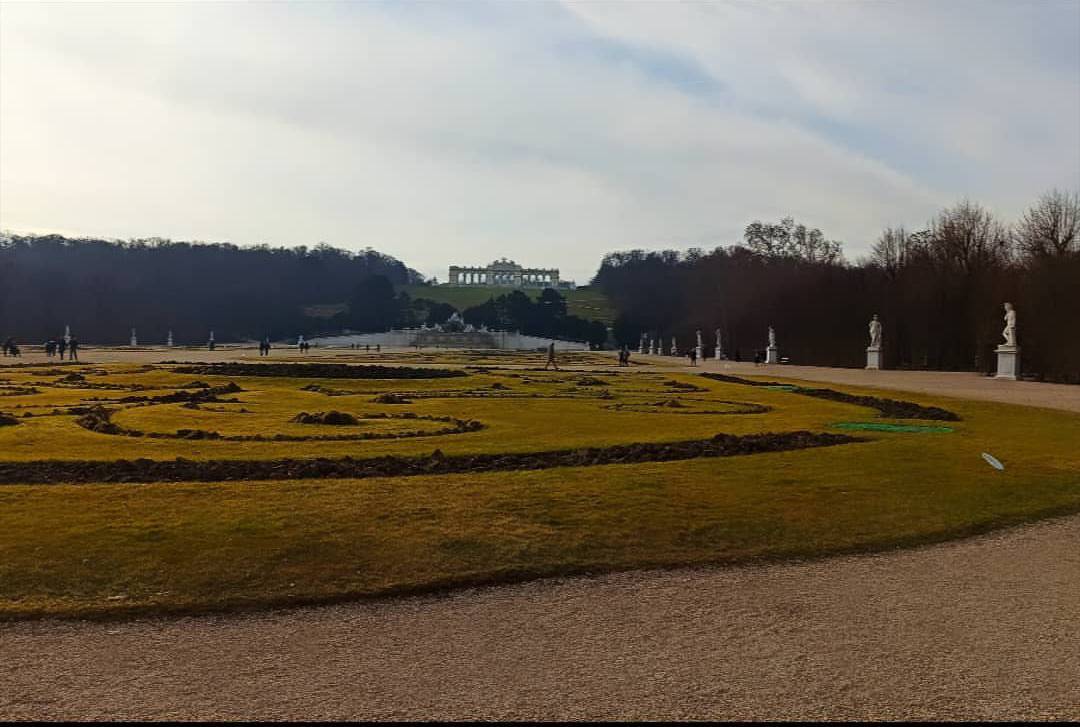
[1002,302,1017,347]
[765,326,778,364]
[670,337,677,356]
[868,314,882,348]
[167,330,174,347]
[715,328,723,360]
[130,328,137,347]
[995,303,1020,380]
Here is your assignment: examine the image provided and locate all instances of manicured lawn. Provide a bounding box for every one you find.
[399,284,617,323]
[0,355,1078,618]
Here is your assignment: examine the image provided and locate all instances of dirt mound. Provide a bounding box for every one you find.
[290,411,360,426]
[0,412,20,427]
[663,379,707,392]
[74,406,123,435]
[171,363,467,380]
[372,393,412,404]
[116,382,244,406]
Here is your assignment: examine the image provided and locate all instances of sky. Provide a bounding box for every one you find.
[1,1,1078,284]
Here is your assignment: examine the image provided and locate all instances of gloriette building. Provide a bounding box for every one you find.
[447,258,572,288]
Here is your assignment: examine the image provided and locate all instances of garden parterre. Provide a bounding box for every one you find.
[0,351,1078,618]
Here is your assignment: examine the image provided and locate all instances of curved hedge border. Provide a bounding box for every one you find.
[701,373,961,421]
[0,430,861,485]
[74,405,484,443]
[167,362,467,380]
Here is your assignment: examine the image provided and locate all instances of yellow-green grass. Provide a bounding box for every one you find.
[1,360,1078,618]
[399,284,616,323]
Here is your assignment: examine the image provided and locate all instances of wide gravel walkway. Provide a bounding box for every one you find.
[3,513,1079,720]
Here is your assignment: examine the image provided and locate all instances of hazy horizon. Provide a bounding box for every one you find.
[2,0,1078,284]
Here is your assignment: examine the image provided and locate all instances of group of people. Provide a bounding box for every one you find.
[298,340,311,353]
[617,345,632,366]
[2,336,81,360]
[258,338,272,356]
[347,343,380,352]
[43,337,79,360]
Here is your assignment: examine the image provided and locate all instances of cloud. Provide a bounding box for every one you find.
[1,1,1077,283]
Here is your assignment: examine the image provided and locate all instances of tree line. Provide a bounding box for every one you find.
[593,190,1080,383]
[0,234,422,344]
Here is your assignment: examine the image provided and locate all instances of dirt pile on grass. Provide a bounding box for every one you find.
[0,412,20,427]
[291,411,360,426]
[372,393,412,404]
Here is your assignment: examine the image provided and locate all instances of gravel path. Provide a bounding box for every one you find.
[3,514,1079,720]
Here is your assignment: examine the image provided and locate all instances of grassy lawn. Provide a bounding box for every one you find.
[1,354,1078,618]
[399,284,616,323]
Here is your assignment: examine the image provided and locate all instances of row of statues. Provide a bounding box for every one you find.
[635,302,1019,373]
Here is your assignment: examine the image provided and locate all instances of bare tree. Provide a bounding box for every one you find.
[1015,189,1080,259]
[929,200,1013,272]
[870,226,929,276]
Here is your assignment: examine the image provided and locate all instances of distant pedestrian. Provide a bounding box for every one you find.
[1,337,12,356]
[753,351,762,366]
[68,337,79,361]
[7,341,20,357]
[376,344,381,353]
[688,348,697,367]
[544,342,559,371]
[365,344,370,352]
[58,338,67,360]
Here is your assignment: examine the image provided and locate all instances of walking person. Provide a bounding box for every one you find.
[543,341,559,371]
[68,337,79,361]
[57,338,67,360]
[688,347,698,367]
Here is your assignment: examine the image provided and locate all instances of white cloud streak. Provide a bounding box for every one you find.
[1,1,1077,283]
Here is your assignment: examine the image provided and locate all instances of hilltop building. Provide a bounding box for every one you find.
[447,258,575,289]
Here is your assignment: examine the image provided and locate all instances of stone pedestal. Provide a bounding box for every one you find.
[695,345,703,362]
[765,345,779,364]
[995,345,1019,380]
[865,346,882,370]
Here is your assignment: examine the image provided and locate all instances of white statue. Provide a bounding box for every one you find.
[715,328,723,359]
[297,334,305,347]
[868,315,882,348]
[768,326,776,348]
[64,324,71,345]
[166,330,174,347]
[638,334,646,355]
[670,336,677,356]
[130,328,137,347]
[1002,302,1017,347]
